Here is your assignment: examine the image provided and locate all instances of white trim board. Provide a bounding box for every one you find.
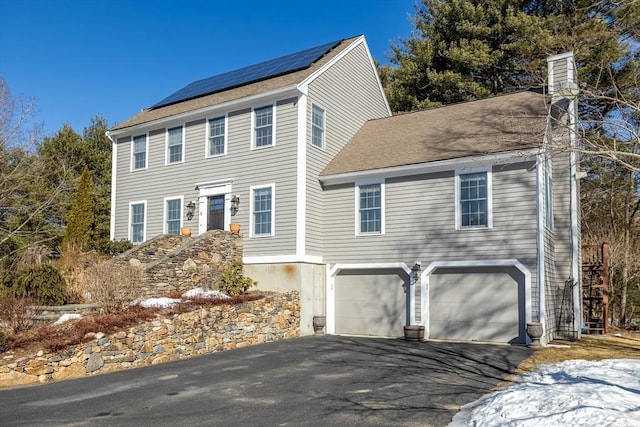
[243,255,323,264]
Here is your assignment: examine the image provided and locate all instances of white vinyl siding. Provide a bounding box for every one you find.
[165,198,182,235]
[208,116,226,157]
[544,158,553,230]
[356,180,384,235]
[311,104,325,149]
[132,134,147,170]
[322,162,540,320]
[305,41,391,256]
[129,201,146,244]
[167,126,184,164]
[253,105,274,148]
[251,184,274,237]
[456,168,492,229]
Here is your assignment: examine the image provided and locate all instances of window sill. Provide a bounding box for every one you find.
[457,226,491,231]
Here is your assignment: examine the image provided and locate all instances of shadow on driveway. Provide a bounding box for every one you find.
[0,335,532,426]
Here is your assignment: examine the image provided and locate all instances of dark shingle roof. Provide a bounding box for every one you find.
[112,37,359,131]
[321,91,548,177]
[150,40,342,109]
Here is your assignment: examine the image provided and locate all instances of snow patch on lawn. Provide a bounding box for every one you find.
[53,313,83,325]
[450,358,640,426]
[133,288,232,308]
[182,287,231,299]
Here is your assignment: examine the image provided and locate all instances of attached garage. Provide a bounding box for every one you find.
[333,268,409,337]
[427,266,527,344]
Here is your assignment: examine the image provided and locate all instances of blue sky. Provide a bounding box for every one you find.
[0,0,415,136]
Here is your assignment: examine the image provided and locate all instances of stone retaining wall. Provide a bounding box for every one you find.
[0,291,300,388]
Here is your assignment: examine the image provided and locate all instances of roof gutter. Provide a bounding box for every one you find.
[319,148,539,186]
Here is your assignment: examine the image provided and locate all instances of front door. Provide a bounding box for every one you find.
[207,195,225,230]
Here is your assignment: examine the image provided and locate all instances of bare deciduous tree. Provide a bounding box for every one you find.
[0,77,64,266]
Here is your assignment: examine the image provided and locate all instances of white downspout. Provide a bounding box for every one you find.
[567,59,582,339]
[536,152,547,341]
[106,131,117,241]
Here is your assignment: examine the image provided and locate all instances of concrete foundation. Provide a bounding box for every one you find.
[245,262,326,336]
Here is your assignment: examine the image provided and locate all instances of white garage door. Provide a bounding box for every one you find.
[429,266,525,344]
[334,269,408,337]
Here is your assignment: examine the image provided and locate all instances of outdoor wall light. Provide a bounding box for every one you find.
[230,195,240,216]
[411,262,421,283]
[186,201,196,220]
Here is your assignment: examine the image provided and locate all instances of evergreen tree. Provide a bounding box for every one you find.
[382,0,548,112]
[62,166,94,251]
[39,116,113,249]
[81,116,112,246]
[38,124,84,234]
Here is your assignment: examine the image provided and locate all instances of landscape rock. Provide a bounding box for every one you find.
[86,353,104,373]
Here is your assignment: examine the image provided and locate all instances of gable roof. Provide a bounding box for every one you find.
[321,90,549,177]
[111,37,359,131]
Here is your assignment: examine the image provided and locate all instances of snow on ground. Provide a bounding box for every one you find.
[182,287,231,300]
[450,359,640,426]
[52,313,83,325]
[136,297,181,308]
[133,287,231,308]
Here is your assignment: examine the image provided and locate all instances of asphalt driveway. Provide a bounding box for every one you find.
[0,336,532,426]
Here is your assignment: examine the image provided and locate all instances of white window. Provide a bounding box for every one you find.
[132,134,147,170]
[311,104,325,149]
[208,116,226,157]
[253,105,274,148]
[167,126,184,164]
[544,158,553,229]
[165,197,182,235]
[356,180,384,235]
[251,184,274,236]
[456,167,492,229]
[129,201,146,244]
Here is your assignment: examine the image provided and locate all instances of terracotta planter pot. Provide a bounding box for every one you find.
[229,223,241,234]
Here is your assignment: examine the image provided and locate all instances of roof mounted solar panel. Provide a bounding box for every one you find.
[150,39,343,109]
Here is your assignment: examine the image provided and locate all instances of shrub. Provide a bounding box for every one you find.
[218,260,256,296]
[2,264,70,305]
[84,262,143,313]
[0,293,40,333]
[0,329,7,352]
[56,246,108,303]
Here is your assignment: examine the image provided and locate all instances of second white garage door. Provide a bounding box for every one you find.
[429,266,526,344]
[334,269,408,337]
